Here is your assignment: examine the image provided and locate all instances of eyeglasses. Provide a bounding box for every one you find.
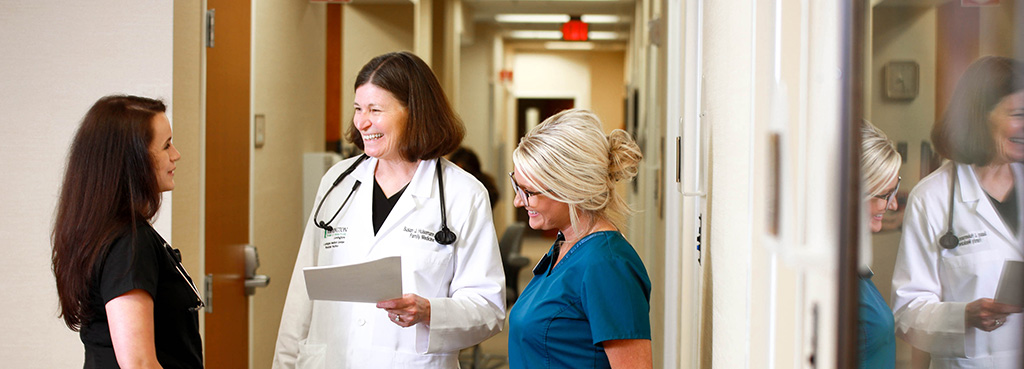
[872,176,901,209]
[508,172,553,205]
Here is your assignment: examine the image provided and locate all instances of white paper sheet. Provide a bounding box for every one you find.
[303,256,403,303]
[995,260,1024,307]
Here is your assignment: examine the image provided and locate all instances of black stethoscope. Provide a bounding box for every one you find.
[312,154,457,245]
[940,166,960,249]
[163,242,206,312]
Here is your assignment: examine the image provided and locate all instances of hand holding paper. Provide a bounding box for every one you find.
[378,293,431,327]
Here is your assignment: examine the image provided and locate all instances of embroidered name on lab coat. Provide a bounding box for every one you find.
[323,227,348,249]
[403,226,436,241]
[957,231,988,246]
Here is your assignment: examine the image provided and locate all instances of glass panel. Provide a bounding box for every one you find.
[861,1,1022,368]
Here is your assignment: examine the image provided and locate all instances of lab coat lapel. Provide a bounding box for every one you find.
[1013,163,1024,256]
[346,156,378,255]
[365,159,435,255]
[960,163,1019,248]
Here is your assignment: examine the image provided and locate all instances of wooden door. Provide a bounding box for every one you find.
[204,0,251,367]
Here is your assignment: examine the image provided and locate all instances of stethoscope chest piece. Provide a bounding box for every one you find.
[939,232,960,249]
[434,228,457,245]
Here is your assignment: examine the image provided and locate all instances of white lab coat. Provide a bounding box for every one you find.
[893,161,1024,369]
[273,156,506,369]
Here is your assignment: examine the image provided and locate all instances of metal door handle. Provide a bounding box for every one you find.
[244,245,271,296]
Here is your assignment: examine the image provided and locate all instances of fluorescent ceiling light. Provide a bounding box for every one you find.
[495,14,569,23]
[588,31,624,40]
[545,41,596,50]
[507,30,563,40]
[580,15,622,24]
[496,14,626,24]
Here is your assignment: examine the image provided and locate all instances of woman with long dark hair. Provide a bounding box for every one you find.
[52,95,202,368]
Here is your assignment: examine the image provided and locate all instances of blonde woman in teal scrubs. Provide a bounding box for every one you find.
[507,109,652,369]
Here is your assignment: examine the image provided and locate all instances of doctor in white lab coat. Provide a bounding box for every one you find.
[273,51,505,369]
[892,56,1024,369]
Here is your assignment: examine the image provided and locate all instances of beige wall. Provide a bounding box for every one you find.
[590,51,628,132]
[979,0,1019,57]
[172,0,203,333]
[342,3,415,140]
[0,2,173,367]
[511,51,592,106]
[251,2,327,368]
[869,7,938,366]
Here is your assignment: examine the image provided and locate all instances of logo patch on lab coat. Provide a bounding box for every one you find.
[323,227,348,249]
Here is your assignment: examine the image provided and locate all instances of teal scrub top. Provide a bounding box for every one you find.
[859,273,896,369]
[508,231,651,369]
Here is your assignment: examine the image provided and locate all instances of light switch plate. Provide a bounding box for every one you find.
[254,114,266,148]
[885,61,919,100]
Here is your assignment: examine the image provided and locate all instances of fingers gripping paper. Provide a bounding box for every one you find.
[303,256,403,303]
[995,260,1024,307]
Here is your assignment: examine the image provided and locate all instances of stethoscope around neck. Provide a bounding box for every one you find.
[939,166,960,249]
[311,154,457,245]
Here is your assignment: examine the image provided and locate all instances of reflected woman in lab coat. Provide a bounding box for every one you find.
[507,109,652,369]
[273,51,505,368]
[859,120,901,369]
[892,56,1024,369]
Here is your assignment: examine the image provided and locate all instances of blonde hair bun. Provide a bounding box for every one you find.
[607,129,642,182]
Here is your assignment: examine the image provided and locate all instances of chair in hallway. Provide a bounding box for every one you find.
[465,221,529,369]
[499,222,530,305]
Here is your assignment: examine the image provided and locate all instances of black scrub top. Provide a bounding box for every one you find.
[80,223,203,368]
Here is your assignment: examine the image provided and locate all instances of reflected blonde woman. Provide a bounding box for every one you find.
[859,120,901,369]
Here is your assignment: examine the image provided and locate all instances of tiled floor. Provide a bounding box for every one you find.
[459,234,555,369]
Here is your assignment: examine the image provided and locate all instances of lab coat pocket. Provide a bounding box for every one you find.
[939,247,1003,296]
[403,247,453,298]
[296,340,326,369]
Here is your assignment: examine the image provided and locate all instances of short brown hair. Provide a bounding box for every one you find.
[346,51,464,161]
[932,56,1024,165]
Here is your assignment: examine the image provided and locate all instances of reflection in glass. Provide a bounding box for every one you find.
[866,2,1022,368]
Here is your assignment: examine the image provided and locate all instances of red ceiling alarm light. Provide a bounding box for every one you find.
[561,15,588,41]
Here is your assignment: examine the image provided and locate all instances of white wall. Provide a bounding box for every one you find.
[702,1,755,367]
[0,2,173,367]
